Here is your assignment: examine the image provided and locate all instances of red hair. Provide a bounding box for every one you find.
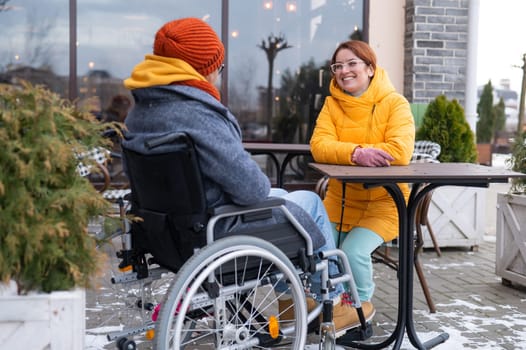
[331,40,377,72]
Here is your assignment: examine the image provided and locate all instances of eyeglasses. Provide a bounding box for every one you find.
[330,59,366,73]
[218,64,225,75]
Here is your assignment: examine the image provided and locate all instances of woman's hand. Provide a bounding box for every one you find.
[352,147,394,167]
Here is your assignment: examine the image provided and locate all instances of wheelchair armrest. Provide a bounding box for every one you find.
[207,197,316,256]
[210,197,285,216]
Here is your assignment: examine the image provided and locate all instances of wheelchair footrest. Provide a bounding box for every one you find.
[111,266,170,284]
[336,322,373,345]
[106,320,155,341]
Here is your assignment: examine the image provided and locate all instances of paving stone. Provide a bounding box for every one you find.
[85,239,526,349]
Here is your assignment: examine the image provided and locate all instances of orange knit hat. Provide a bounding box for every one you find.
[154,18,225,77]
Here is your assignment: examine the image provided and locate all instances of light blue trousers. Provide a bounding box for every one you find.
[332,224,384,302]
[270,188,344,300]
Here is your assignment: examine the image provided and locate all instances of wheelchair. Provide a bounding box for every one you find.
[98,132,372,349]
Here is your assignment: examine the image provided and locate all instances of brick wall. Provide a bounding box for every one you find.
[404,0,469,105]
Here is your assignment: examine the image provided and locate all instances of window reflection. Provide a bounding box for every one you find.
[75,0,219,118]
[0,0,69,95]
[229,0,363,143]
[0,0,363,145]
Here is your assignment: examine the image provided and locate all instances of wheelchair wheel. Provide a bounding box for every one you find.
[154,235,308,349]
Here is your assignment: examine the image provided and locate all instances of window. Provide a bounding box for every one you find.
[0,0,364,143]
[0,0,69,95]
[76,0,220,119]
[228,0,363,142]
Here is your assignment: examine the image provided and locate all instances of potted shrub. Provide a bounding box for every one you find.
[415,95,485,250]
[476,81,495,165]
[476,80,508,164]
[496,131,526,287]
[0,81,113,348]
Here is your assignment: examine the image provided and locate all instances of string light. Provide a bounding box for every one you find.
[286,2,297,12]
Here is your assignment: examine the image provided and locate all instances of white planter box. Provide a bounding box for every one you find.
[496,193,526,286]
[420,186,486,249]
[0,286,85,350]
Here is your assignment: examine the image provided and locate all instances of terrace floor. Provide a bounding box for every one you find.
[85,154,526,349]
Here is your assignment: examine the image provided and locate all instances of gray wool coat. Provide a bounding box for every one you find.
[123,85,324,248]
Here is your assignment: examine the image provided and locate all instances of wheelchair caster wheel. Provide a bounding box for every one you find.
[117,337,126,348]
[116,337,137,350]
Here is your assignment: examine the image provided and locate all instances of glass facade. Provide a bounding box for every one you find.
[228,0,364,142]
[0,0,69,93]
[0,0,364,142]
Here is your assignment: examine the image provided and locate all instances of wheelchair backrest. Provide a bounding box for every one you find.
[122,132,314,277]
[122,132,207,271]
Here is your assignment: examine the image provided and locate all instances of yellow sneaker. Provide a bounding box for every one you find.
[278,296,318,321]
[328,296,375,337]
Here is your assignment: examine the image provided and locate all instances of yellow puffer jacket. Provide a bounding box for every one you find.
[310,67,415,242]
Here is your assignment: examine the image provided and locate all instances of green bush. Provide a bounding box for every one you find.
[476,81,495,143]
[416,95,477,163]
[507,131,526,194]
[494,98,506,134]
[476,80,506,143]
[0,82,113,294]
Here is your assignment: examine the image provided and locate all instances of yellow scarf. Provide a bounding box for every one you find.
[124,54,220,101]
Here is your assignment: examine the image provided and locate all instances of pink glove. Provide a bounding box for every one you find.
[352,147,394,167]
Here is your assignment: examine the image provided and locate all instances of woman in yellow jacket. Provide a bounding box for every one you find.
[310,40,415,317]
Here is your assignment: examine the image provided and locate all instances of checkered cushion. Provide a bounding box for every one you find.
[103,189,131,200]
[411,141,441,164]
[75,147,110,177]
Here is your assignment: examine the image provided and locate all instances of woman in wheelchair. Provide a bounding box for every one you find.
[121,17,374,348]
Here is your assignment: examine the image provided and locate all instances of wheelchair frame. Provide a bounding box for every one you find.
[97,132,369,349]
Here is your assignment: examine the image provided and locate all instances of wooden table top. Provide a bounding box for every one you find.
[309,162,525,185]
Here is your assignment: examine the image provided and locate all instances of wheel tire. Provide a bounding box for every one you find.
[122,339,137,350]
[116,337,127,349]
[154,235,308,349]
